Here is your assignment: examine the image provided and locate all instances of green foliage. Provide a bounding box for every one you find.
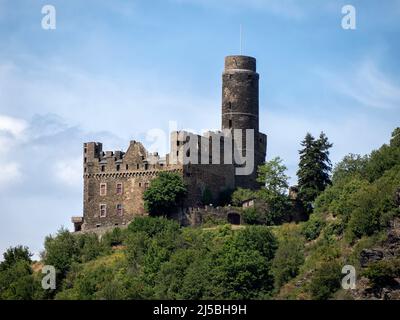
[0,260,41,300]
[256,190,290,225]
[143,172,187,216]
[301,214,326,241]
[362,259,400,287]
[346,166,400,241]
[364,133,400,182]
[257,157,290,194]
[231,188,256,206]
[332,153,368,185]
[44,228,79,277]
[0,246,43,300]
[238,158,291,226]
[241,207,262,225]
[308,260,342,300]
[125,221,277,300]
[101,227,126,247]
[272,225,305,289]
[390,127,400,147]
[0,245,32,271]
[297,132,333,207]
[127,216,180,238]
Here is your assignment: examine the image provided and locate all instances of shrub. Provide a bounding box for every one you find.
[362,259,400,287]
[272,227,305,289]
[301,214,325,241]
[143,172,187,216]
[309,260,342,300]
[231,188,256,206]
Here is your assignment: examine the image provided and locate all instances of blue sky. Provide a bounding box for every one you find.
[0,0,399,259]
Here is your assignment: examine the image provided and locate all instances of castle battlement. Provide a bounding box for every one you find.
[74,55,267,231]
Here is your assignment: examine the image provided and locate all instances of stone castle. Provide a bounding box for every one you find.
[72,55,267,231]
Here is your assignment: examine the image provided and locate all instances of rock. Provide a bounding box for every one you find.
[360,249,384,267]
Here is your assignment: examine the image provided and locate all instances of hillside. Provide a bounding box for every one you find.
[0,128,399,300]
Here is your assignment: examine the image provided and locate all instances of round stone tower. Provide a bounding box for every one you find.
[221,55,266,190]
[221,55,259,133]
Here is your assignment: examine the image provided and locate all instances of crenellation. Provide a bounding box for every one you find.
[75,55,267,231]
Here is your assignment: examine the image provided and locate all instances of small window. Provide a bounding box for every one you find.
[84,167,87,173]
[228,102,232,110]
[116,204,123,216]
[96,224,101,228]
[84,148,87,154]
[176,151,179,156]
[116,183,123,195]
[84,157,87,163]
[139,182,142,187]
[116,164,120,171]
[229,120,232,128]
[100,183,107,196]
[101,165,105,172]
[144,164,148,170]
[126,164,129,170]
[137,164,140,170]
[100,204,107,218]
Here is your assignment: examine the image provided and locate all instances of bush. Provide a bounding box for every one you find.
[309,260,342,300]
[127,216,180,238]
[143,172,187,216]
[272,226,305,289]
[231,188,256,206]
[301,214,325,241]
[363,259,400,287]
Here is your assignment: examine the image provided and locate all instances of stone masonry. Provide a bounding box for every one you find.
[72,55,267,231]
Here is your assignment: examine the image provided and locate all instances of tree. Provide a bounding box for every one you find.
[256,157,291,225]
[390,127,400,148]
[332,153,368,184]
[231,188,256,206]
[0,245,32,271]
[43,228,79,278]
[297,132,333,208]
[143,172,187,216]
[257,157,290,195]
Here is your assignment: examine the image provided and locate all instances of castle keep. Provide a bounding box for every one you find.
[72,56,267,231]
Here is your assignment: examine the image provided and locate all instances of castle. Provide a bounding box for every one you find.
[72,55,267,231]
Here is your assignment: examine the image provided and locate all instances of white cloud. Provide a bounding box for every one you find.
[316,60,400,110]
[0,115,27,188]
[0,114,27,137]
[0,162,21,187]
[53,157,82,188]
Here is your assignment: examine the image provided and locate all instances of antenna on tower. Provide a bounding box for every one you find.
[239,24,243,55]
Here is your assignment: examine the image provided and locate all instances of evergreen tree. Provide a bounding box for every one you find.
[297,132,333,208]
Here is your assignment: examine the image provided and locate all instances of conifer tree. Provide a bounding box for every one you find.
[297,132,332,209]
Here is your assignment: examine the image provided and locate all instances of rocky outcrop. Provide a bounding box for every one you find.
[352,218,400,300]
